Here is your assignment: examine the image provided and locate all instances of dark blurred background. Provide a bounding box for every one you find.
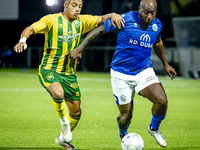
[0,0,200,78]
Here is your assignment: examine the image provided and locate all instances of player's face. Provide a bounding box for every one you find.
[64,0,82,20]
[139,2,157,25]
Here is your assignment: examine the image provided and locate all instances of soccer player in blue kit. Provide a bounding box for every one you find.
[67,0,177,148]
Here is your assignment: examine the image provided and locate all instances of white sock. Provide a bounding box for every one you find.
[60,131,64,141]
[59,116,69,125]
[59,117,70,141]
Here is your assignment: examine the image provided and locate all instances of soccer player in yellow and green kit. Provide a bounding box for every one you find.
[14,0,125,149]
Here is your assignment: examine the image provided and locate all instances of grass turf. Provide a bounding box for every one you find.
[0,68,200,150]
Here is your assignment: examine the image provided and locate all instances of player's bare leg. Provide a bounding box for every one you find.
[117,100,134,139]
[139,83,167,147]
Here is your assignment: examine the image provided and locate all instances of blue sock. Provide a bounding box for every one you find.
[151,114,166,130]
[119,125,129,137]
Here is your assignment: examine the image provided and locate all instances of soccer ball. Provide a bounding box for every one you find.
[121,133,144,150]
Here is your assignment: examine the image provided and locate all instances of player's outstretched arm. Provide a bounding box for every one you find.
[153,38,177,79]
[14,26,35,53]
[98,13,125,29]
[66,25,107,59]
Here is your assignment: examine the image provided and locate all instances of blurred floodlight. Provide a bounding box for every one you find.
[46,0,55,6]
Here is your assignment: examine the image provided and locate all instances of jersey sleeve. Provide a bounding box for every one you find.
[104,18,117,33]
[104,13,127,33]
[31,15,51,34]
[79,15,99,34]
[156,32,161,42]
[155,22,163,43]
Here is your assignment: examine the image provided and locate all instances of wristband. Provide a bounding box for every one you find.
[19,37,26,43]
[19,37,27,49]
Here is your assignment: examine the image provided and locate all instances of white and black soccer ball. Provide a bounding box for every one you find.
[121,133,144,150]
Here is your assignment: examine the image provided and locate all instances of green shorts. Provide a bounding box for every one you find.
[38,70,81,101]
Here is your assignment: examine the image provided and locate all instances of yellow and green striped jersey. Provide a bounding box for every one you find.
[31,13,99,75]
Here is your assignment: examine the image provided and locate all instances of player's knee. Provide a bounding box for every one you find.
[76,109,82,117]
[53,90,64,99]
[72,108,82,118]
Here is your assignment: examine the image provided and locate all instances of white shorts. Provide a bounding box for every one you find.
[111,68,160,105]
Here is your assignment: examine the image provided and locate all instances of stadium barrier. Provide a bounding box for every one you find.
[26,46,178,75]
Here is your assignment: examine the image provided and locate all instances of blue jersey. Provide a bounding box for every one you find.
[104,11,163,75]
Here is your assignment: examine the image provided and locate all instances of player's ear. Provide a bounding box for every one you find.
[64,1,68,9]
[64,2,67,9]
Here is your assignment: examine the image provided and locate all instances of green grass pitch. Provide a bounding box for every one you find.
[0,68,200,150]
